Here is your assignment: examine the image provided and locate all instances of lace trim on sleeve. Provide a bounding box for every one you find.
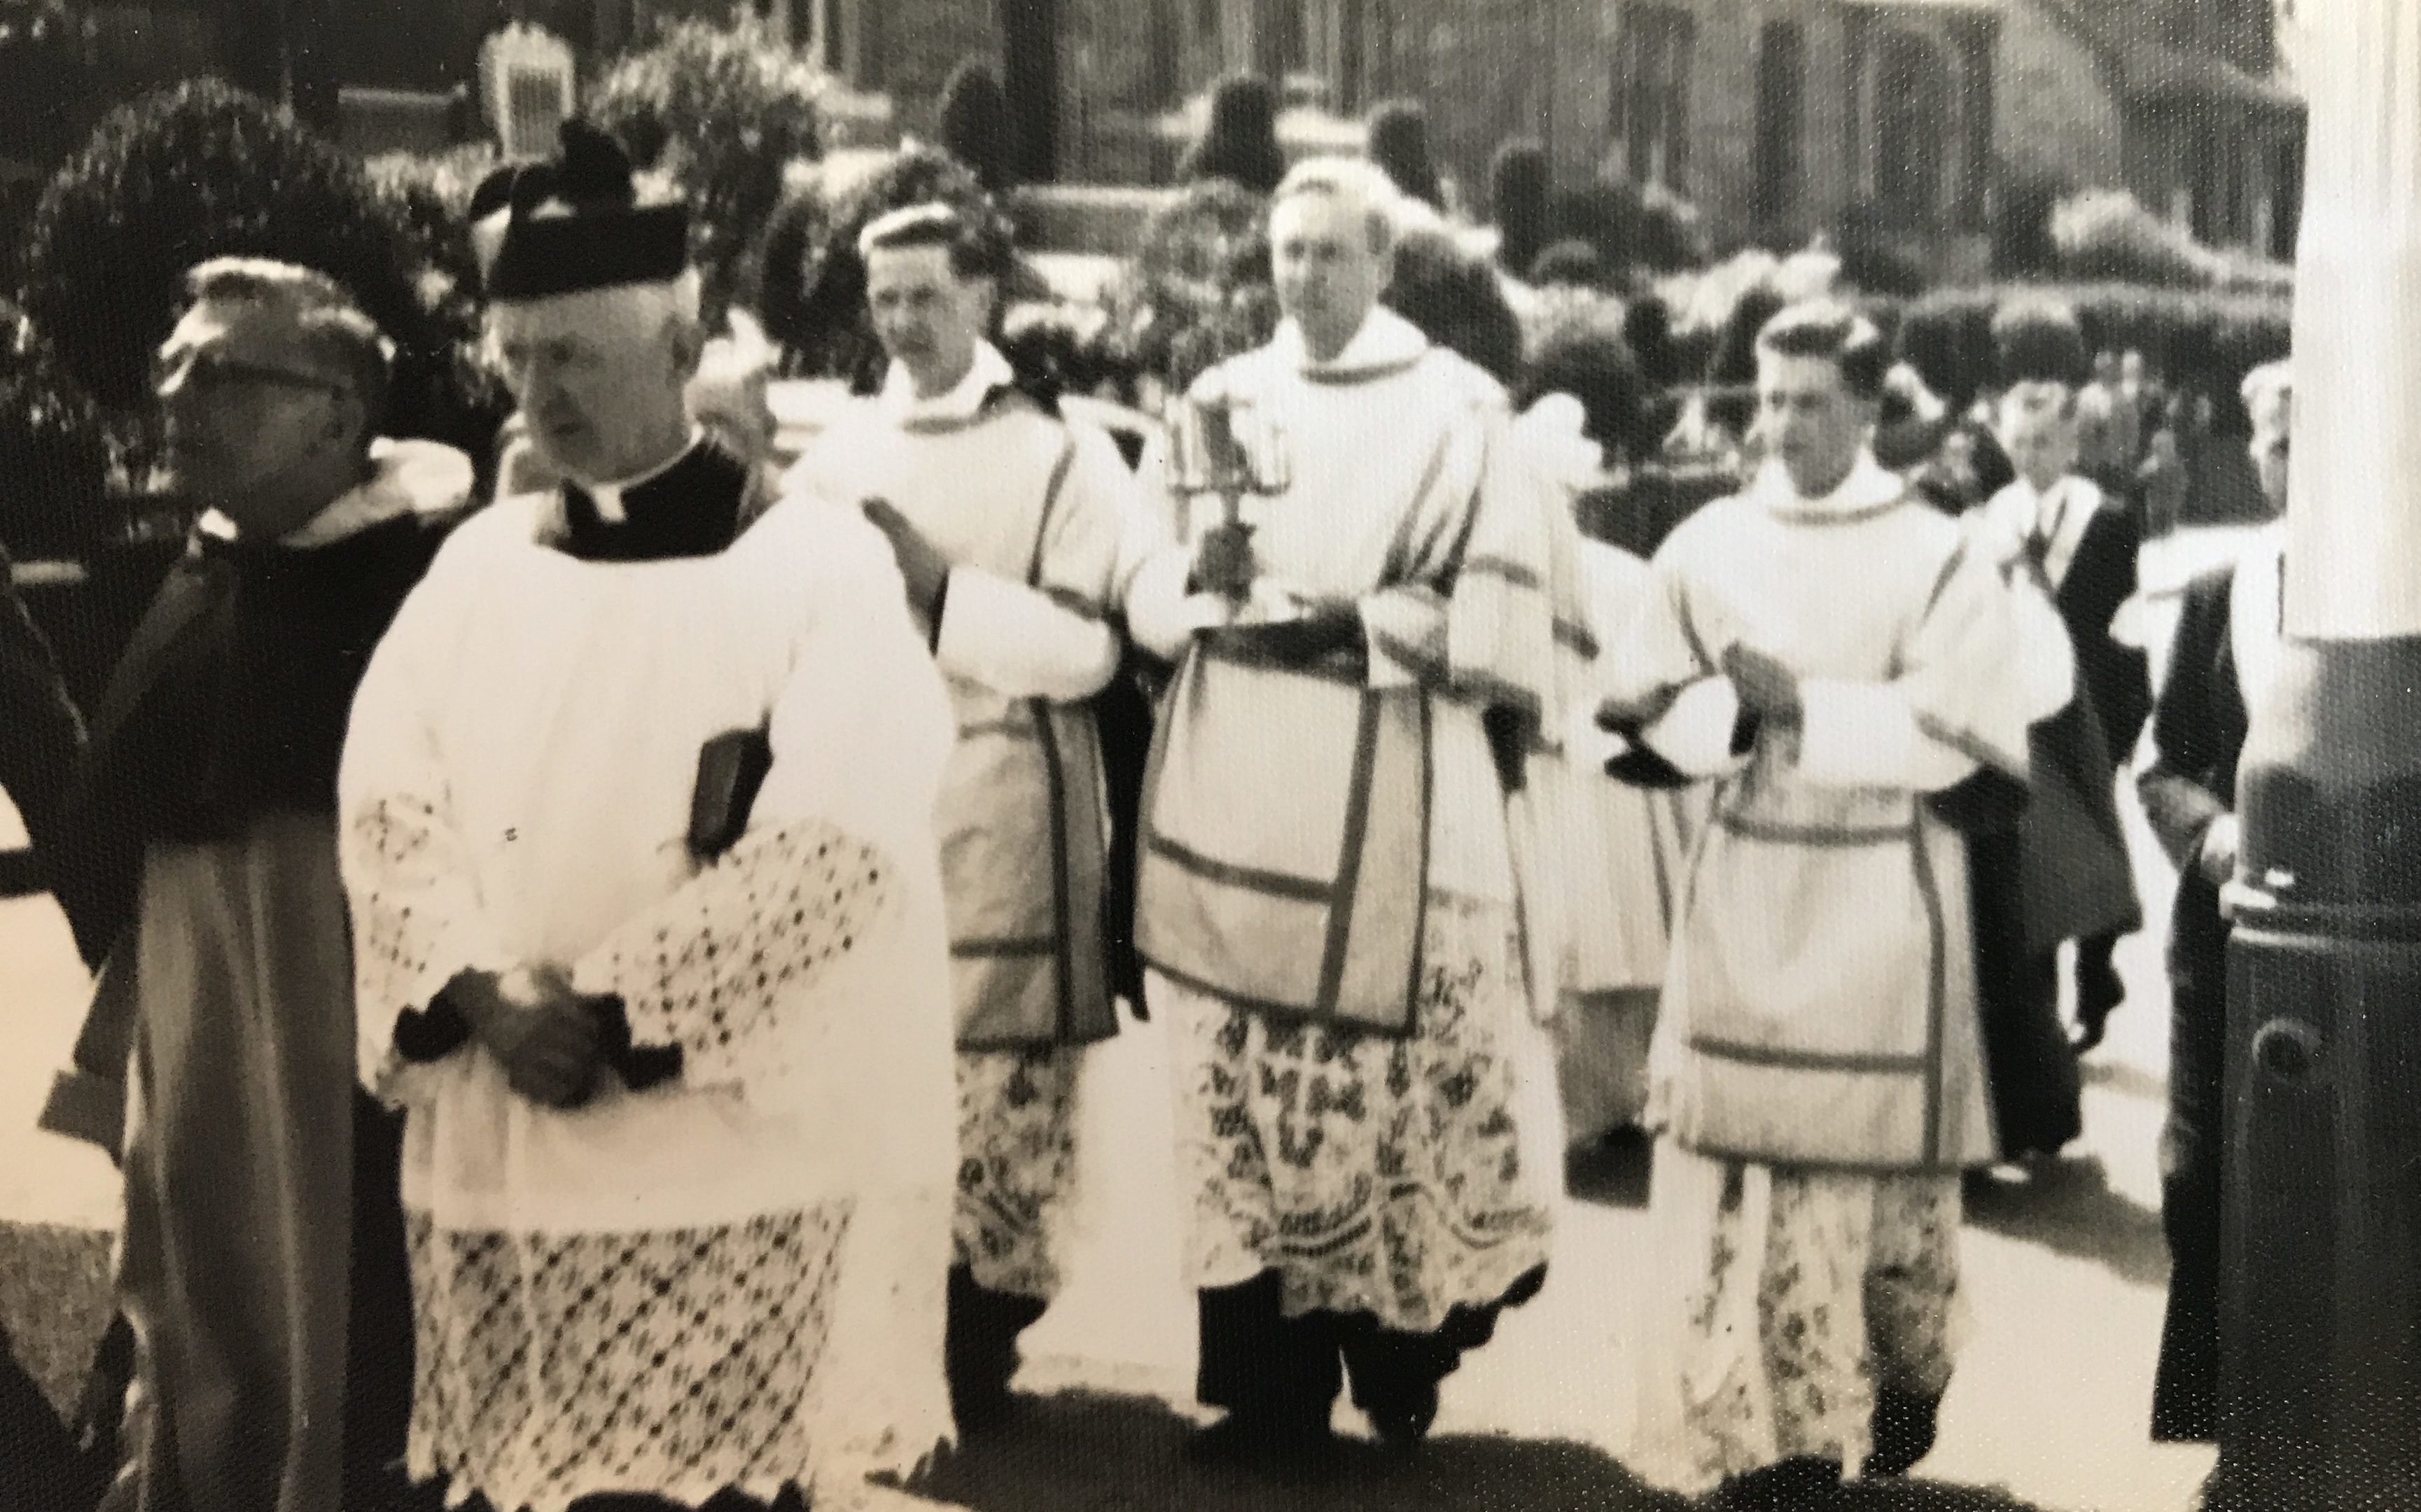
[577,818,897,1092]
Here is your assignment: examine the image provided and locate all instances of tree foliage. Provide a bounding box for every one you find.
[589,15,823,326]
[20,80,500,479]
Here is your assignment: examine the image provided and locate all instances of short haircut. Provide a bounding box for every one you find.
[2241,360,2292,433]
[1528,239,1606,290]
[1997,378,2079,428]
[183,257,391,434]
[857,200,1012,284]
[1754,298,1890,400]
[1271,156,1400,255]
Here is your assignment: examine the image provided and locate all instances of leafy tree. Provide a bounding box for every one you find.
[589,15,823,326]
[938,57,1015,195]
[20,80,498,482]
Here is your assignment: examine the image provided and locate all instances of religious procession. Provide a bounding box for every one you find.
[0,2,2396,1511]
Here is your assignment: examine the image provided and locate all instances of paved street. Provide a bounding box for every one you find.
[0,528,2264,1511]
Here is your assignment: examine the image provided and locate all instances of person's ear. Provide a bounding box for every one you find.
[326,386,368,453]
[667,314,707,384]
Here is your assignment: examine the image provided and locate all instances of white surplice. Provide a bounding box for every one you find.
[790,344,1146,1301]
[337,487,959,1511]
[1606,452,2072,1492]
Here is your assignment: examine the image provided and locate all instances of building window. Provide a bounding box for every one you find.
[1338,0,1365,112]
[1612,3,1694,190]
[1955,18,1995,228]
[1752,20,1803,222]
[1874,29,1948,226]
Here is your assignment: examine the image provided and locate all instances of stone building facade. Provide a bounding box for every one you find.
[195,0,2299,260]
[765,0,2296,257]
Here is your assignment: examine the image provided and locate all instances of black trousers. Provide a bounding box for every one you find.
[2154,975,2226,1443]
[1195,1267,1544,1427]
[946,1265,1049,1423]
[1969,836,2084,1158]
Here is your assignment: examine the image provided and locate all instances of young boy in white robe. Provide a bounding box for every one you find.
[337,122,960,1512]
[790,200,1146,1434]
[1600,301,2072,1504]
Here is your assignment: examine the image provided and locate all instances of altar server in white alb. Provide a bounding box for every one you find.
[335,122,960,1512]
[1600,301,2072,1505]
[1125,156,1584,1466]
[790,197,1145,1432]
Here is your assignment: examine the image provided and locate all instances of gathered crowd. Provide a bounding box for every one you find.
[0,96,2293,1512]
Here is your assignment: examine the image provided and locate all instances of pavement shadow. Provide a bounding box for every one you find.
[1962,1154,2171,1289]
[919,1387,1696,1511]
[919,1387,2058,1512]
[1565,1128,1655,1210]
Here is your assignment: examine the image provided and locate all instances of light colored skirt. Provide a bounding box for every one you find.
[1152,893,1561,1334]
[954,1044,1084,1300]
[1621,1142,1963,1494]
[106,820,358,1512]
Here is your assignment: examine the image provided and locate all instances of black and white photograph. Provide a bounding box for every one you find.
[0,1,2396,1510]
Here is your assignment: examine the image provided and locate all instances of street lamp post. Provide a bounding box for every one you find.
[2218,4,2421,1508]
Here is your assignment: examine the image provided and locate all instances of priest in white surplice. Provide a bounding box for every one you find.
[788,199,1145,1434]
[336,123,959,1512]
[1600,302,2072,1502]
[1125,158,1583,1466]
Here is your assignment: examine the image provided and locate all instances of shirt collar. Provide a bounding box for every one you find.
[195,438,475,550]
[879,341,1016,426]
[1750,449,1903,520]
[580,427,706,524]
[1270,306,1430,379]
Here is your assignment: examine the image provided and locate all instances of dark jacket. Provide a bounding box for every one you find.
[2055,500,2154,761]
[0,547,85,881]
[2139,565,2248,1007]
[39,513,449,1155]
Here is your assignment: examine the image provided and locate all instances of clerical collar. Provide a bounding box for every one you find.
[575,427,706,523]
[880,341,1016,426]
[194,438,475,553]
[1272,307,1430,383]
[554,435,751,563]
[1751,450,1904,524]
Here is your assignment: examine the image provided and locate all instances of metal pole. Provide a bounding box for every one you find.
[2218,6,2421,1508]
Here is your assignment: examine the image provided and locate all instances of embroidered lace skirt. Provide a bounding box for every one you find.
[1152,893,1559,1336]
[1622,1145,1962,1493]
[402,1203,853,1512]
[953,1045,1082,1300]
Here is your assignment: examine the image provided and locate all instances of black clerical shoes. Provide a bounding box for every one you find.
[1862,1386,1944,1478]
[1718,1455,1843,1509]
[1182,1409,1341,1475]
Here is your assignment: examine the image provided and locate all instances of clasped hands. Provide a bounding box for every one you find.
[448,965,626,1110]
[1722,643,1803,729]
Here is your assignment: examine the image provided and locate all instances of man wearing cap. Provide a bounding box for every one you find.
[1123,157,1583,1464]
[791,198,1146,1434]
[43,255,471,1512]
[338,122,960,1511]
